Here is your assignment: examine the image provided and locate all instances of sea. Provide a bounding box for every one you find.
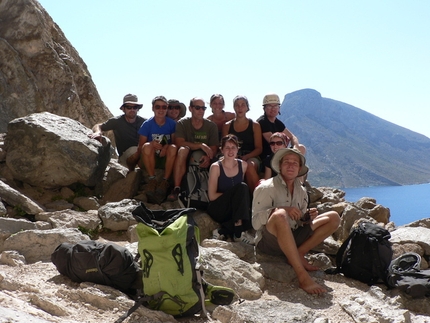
[342,183,430,226]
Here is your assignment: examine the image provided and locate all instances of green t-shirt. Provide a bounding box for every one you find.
[175,117,219,148]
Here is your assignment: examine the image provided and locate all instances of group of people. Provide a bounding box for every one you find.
[90,92,340,295]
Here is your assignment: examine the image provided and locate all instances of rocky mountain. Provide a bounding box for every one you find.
[280,89,430,188]
[0,0,112,133]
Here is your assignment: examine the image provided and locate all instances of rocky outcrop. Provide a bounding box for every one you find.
[0,0,112,133]
[5,112,111,188]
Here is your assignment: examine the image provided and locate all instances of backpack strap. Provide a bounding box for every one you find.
[334,230,355,273]
[114,291,166,323]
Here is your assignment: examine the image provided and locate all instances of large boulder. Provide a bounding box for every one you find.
[5,112,110,188]
[0,0,112,133]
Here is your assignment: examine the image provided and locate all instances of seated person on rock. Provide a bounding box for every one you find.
[90,93,146,171]
[167,99,187,122]
[207,134,254,244]
[252,148,340,295]
[258,93,306,160]
[263,132,290,179]
[207,94,235,141]
[167,97,218,202]
[222,95,262,192]
[137,96,178,204]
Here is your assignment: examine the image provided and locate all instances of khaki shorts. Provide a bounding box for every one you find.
[118,146,138,167]
[257,225,314,257]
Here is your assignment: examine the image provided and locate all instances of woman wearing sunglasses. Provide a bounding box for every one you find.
[207,134,254,244]
[263,132,290,179]
[167,99,186,122]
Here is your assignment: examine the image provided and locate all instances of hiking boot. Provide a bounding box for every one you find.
[234,231,255,245]
[167,186,181,202]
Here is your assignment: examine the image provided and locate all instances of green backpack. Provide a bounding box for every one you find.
[134,203,207,316]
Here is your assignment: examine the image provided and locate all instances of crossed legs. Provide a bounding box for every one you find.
[265,208,340,294]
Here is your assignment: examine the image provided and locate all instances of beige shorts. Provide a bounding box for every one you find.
[118,146,138,167]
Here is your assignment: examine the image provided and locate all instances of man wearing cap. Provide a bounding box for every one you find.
[90,94,146,171]
[257,93,305,160]
[252,148,340,294]
[167,97,218,202]
[167,99,186,122]
[137,96,177,204]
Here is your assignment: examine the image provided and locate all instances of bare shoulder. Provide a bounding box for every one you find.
[225,111,235,119]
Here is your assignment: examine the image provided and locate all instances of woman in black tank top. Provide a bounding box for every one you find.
[207,134,255,244]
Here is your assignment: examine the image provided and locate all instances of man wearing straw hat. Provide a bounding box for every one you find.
[252,148,340,295]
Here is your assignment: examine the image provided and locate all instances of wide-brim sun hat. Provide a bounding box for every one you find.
[121,93,143,109]
[262,93,280,106]
[271,148,309,177]
[168,99,186,118]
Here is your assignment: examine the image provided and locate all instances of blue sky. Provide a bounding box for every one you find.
[38,0,430,138]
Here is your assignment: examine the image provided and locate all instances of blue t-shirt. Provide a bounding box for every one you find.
[138,117,176,144]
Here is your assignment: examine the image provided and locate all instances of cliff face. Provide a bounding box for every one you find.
[280,89,430,188]
[0,0,112,133]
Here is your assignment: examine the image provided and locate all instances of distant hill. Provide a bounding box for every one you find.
[279,89,430,188]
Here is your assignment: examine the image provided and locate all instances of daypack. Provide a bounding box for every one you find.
[179,164,210,210]
[131,202,207,317]
[387,252,430,298]
[51,240,141,296]
[335,221,393,285]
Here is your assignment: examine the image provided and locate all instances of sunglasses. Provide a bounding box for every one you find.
[193,105,207,111]
[269,141,284,146]
[154,105,168,110]
[124,105,140,110]
[168,105,181,110]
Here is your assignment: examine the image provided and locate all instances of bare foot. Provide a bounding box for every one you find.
[299,276,327,295]
[301,257,319,271]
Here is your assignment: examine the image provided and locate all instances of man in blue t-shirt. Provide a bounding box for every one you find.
[138,95,177,204]
[90,93,146,171]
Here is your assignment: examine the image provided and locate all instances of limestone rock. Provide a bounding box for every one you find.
[2,228,89,263]
[5,112,110,188]
[0,0,112,133]
[35,209,101,231]
[101,170,141,204]
[200,247,264,300]
[0,179,45,214]
[98,199,139,231]
[390,226,430,254]
[73,196,100,211]
[340,286,411,323]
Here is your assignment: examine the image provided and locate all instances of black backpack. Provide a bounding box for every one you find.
[178,165,210,210]
[387,252,430,298]
[335,221,393,285]
[51,240,141,296]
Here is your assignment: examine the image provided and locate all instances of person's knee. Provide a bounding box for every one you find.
[167,144,178,156]
[269,209,290,227]
[326,210,340,229]
[177,147,189,162]
[142,142,153,154]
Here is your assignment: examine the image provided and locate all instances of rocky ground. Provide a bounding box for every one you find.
[1,229,430,323]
